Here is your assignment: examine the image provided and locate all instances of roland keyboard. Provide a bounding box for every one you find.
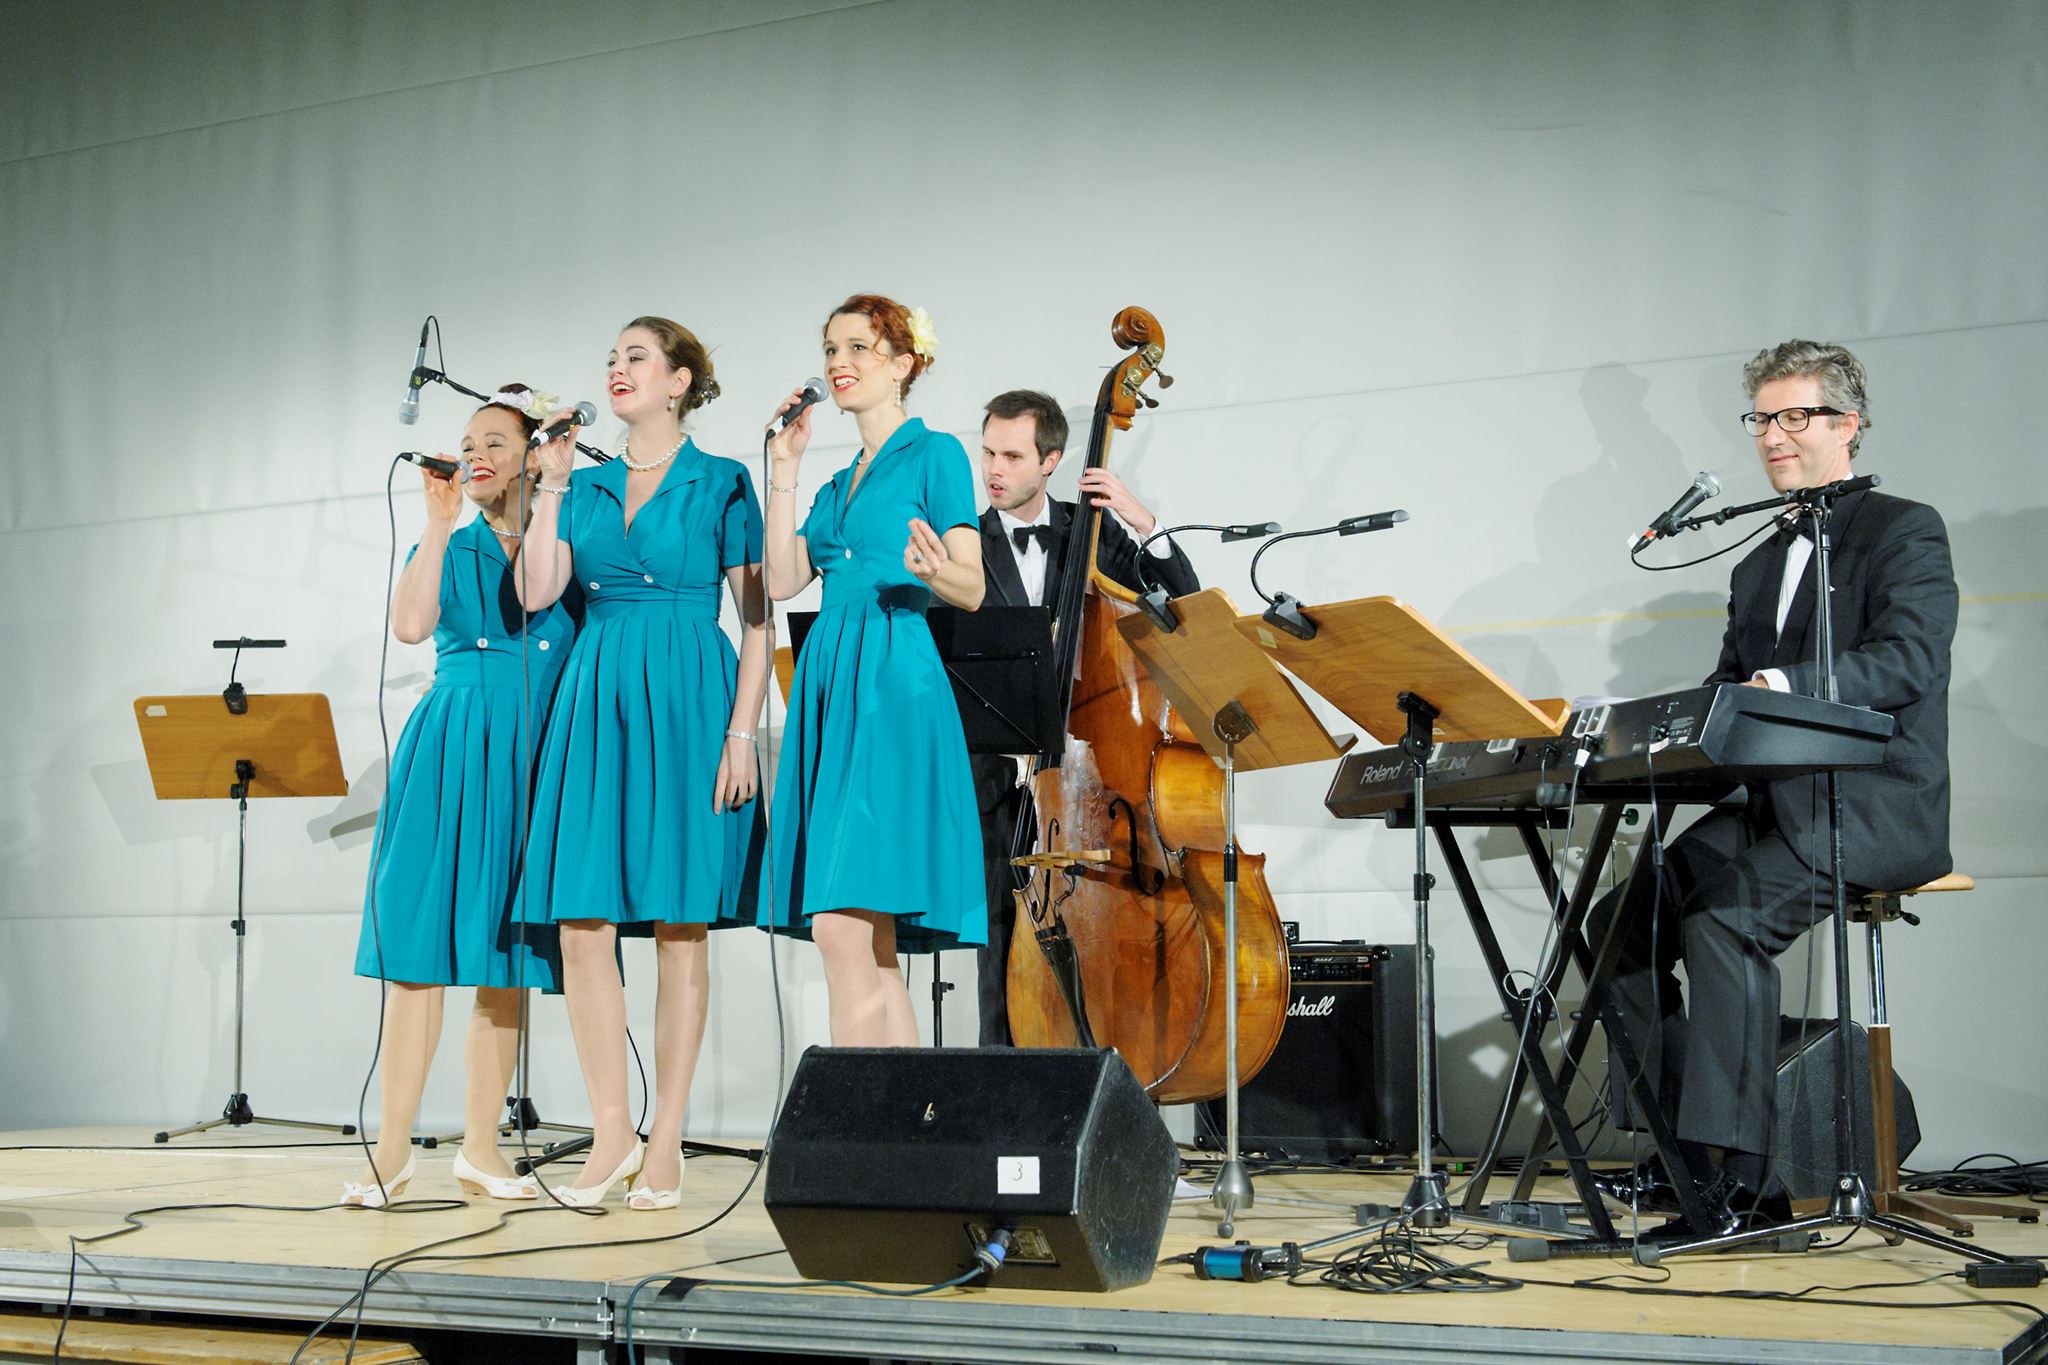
[1324,684,1896,819]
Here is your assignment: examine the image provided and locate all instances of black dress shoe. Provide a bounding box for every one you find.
[1640,1170,1790,1244]
[1590,1159,1681,1214]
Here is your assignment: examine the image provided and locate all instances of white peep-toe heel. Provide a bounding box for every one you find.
[452,1149,539,1200]
[550,1140,644,1208]
[340,1153,417,1209]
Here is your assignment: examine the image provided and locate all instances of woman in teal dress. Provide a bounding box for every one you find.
[762,293,986,1047]
[516,317,768,1209]
[350,387,578,1207]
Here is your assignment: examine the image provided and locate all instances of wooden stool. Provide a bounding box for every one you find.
[1847,873,2037,1234]
[0,1309,423,1363]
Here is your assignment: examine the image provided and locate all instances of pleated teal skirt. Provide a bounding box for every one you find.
[760,596,986,951]
[356,675,564,990]
[517,588,763,930]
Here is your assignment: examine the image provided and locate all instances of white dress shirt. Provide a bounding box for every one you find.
[996,502,1177,608]
[1755,521,1814,693]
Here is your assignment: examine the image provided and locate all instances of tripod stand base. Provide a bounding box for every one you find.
[154,1092,356,1143]
[1637,1184,2029,1269]
[416,1094,593,1149]
[1210,1157,1255,1238]
[1402,1169,1450,1229]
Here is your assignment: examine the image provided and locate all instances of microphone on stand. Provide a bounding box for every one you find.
[398,319,430,425]
[527,401,599,449]
[1629,471,1721,552]
[778,377,828,430]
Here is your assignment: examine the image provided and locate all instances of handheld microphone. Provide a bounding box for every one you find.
[528,401,599,448]
[400,451,472,484]
[398,319,429,425]
[1630,471,1721,552]
[779,377,828,430]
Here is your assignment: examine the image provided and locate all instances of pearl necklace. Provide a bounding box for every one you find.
[621,435,686,473]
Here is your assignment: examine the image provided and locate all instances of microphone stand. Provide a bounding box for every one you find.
[1635,474,2027,1276]
[410,367,610,463]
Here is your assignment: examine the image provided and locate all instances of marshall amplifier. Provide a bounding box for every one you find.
[1197,942,1423,1160]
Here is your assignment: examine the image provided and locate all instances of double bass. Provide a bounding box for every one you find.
[1004,307,1289,1103]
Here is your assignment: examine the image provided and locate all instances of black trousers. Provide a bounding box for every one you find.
[975,781,1034,1047]
[1591,801,1835,1156]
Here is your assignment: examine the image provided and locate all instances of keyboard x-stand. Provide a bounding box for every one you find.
[1327,683,1898,1247]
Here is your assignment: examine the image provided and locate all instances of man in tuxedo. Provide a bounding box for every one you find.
[972,389,1200,1045]
[1592,340,1958,1235]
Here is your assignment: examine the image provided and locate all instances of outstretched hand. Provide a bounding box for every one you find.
[905,518,949,582]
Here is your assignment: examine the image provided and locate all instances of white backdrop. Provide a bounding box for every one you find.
[3,0,2043,1163]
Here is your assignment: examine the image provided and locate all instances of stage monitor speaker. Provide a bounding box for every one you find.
[764,1046,1178,1292]
[1771,1016,1920,1202]
[1196,942,1421,1160]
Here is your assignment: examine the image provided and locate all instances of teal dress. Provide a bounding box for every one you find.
[356,516,576,989]
[762,418,985,951]
[517,444,765,931]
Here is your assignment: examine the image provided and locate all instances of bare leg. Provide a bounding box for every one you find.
[814,910,887,1046]
[559,920,638,1187]
[815,910,917,1047]
[639,923,710,1194]
[361,982,443,1185]
[872,916,918,1047]
[459,986,523,1178]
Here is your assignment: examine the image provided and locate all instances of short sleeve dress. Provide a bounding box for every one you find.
[760,418,985,950]
[517,444,765,931]
[355,516,577,989]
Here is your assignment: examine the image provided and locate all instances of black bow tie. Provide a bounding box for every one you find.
[1776,516,1815,545]
[1011,524,1059,553]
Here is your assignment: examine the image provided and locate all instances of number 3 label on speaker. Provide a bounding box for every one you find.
[997,1155,1040,1195]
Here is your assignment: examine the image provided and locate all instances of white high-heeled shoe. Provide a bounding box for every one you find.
[341,1153,417,1209]
[626,1156,682,1211]
[550,1140,644,1208]
[452,1149,539,1200]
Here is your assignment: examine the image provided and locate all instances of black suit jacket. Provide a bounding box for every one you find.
[1707,487,1957,891]
[970,499,1201,811]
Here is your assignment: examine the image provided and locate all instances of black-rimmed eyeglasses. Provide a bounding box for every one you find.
[1740,406,1846,436]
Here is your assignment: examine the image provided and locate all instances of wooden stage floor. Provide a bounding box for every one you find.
[1,1127,2043,1363]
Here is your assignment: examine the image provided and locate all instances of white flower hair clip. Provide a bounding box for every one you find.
[489,387,564,421]
[905,307,939,363]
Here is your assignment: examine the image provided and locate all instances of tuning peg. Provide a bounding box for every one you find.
[1138,393,1160,409]
[1156,371,1175,388]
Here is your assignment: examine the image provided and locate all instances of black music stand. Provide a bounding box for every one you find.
[136,677,357,1142]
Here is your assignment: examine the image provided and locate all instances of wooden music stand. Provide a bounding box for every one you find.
[1117,587,1353,1235]
[135,692,354,1140]
[1234,595,1560,1227]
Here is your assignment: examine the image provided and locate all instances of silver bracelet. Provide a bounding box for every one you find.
[725,728,756,741]
[767,482,798,494]
[537,482,569,496]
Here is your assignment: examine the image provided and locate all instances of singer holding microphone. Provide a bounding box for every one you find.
[349,386,578,1207]
[1589,339,1958,1239]
[760,294,986,1047]
[515,317,768,1209]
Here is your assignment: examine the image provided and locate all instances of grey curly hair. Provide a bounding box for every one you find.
[1742,339,1870,456]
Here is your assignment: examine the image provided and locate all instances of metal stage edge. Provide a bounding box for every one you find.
[4,1248,2038,1365]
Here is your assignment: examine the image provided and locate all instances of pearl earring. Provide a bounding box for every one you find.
[892,376,903,407]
